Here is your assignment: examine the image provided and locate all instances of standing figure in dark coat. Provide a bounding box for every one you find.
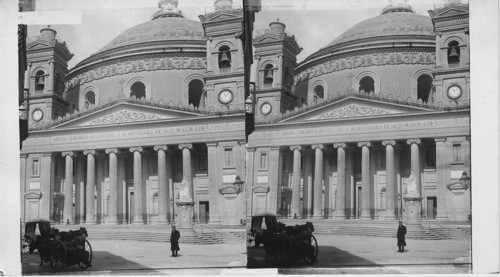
[170,226,180,257]
[397,221,407,253]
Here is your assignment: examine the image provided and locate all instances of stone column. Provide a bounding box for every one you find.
[324,151,333,219]
[334,143,347,219]
[382,141,397,219]
[20,154,27,222]
[84,150,96,224]
[311,144,324,218]
[154,146,169,225]
[236,34,244,71]
[75,157,85,224]
[268,147,281,214]
[358,142,371,219]
[130,147,144,224]
[179,144,194,198]
[303,148,313,218]
[62,151,74,224]
[206,39,212,73]
[40,153,54,221]
[434,138,448,219]
[290,146,302,218]
[345,148,355,218]
[245,147,255,219]
[47,60,54,93]
[253,56,261,90]
[106,149,119,224]
[407,139,422,196]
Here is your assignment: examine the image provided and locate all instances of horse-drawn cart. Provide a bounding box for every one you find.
[22,219,93,272]
[247,214,318,266]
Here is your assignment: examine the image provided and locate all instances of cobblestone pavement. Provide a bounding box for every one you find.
[22,240,246,275]
[247,234,471,274]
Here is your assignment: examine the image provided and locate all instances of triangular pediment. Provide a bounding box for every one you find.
[279,95,437,123]
[27,41,53,50]
[202,11,242,23]
[253,34,282,44]
[48,100,203,129]
[430,5,469,18]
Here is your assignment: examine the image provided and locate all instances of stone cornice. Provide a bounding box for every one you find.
[67,53,207,89]
[295,47,435,85]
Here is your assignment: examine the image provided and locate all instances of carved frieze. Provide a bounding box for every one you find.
[86,110,167,126]
[310,104,391,120]
[295,51,436,85]
[67,56,207,89]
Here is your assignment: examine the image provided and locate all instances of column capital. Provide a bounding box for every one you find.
[206,142,218,147]
[311,144,324,150]
[433,137,445,143]
[178,144,193,150]
[83,149,97,156]
[106,148,120,155]
[61,151,74,157]
[333,143,347,149]
[246,147,256,153]
[270,146,281,151]
[407,138,421,145]
[357,141,371,148]
[382,140,396,146]
[154,145,168,152]
[290,145,302,151]
[129,147,143,153]
[42,152,54,157]
[20,153,28,159]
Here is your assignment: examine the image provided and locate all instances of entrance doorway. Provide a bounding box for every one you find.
[199,201,209,224]
[355,184,362,219]
[127,191,134,224]
[427,197,437,219]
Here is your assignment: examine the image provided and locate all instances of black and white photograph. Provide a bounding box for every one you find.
[0,0,498,276]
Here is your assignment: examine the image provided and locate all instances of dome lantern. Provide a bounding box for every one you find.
[151,0,185,20]
[40,25,57,41]
[381,0,415,15]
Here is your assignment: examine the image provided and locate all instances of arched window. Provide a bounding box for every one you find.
[188,79,205,108]
[417,74,433,103]
[359,76,374,94]
[447,41,460,67]
[263,64,274,86]
[84,91,95,108]
[218,45,231,71]
[313,85,324,102]
[130,82,146,99]
[35,70,45,91]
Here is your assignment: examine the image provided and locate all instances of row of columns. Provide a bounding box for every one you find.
[60,144,194,224]
[288,139,422,219]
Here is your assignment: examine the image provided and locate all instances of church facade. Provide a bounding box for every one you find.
[21,0,248,226]
[246,2,471,222]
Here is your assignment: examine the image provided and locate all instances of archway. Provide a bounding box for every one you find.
[188,79,205,108]
[417,74,433,103]
[130,82,146,99]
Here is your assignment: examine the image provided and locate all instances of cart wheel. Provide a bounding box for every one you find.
[276,236,291,266]
[303,235,318,264]
[50,240,66,272]
[21,237,30,255]
[246,233,256,249]
[77,239,93,269]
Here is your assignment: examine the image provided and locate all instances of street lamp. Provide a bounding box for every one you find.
[459,171,471,222]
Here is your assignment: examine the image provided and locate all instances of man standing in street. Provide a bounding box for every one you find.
[170,225,180,257]
[397,221,407,253]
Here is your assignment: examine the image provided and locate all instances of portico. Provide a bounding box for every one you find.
[247,93,471,221]
[21,98,246,225]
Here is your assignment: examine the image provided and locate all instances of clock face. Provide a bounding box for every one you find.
[218,90,233,104]
[32,109,43,122]
[447,85,462,100]
[261,103,272,115]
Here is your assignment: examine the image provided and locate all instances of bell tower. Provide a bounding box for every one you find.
[252,19,302,118]
[199,0,244,110]
[26,26,73,128]
[429,1,469,102]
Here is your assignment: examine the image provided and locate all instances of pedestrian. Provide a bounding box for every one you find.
[170,225,180,257]
[397,221,407,253]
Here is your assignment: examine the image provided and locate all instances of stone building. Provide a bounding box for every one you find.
[20,0,248,225]
[247,2,471,221]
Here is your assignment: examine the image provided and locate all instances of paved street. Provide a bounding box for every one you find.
[247,234,471,274]
[22,240,246,275]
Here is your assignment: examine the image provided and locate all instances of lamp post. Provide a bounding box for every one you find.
[459,171,471,223]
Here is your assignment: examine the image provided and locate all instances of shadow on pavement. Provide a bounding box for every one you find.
[247,245,379,269]
[22,251,162,275]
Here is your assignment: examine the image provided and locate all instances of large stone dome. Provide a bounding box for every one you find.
[97,17,205,54]
[325,12,433,48]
